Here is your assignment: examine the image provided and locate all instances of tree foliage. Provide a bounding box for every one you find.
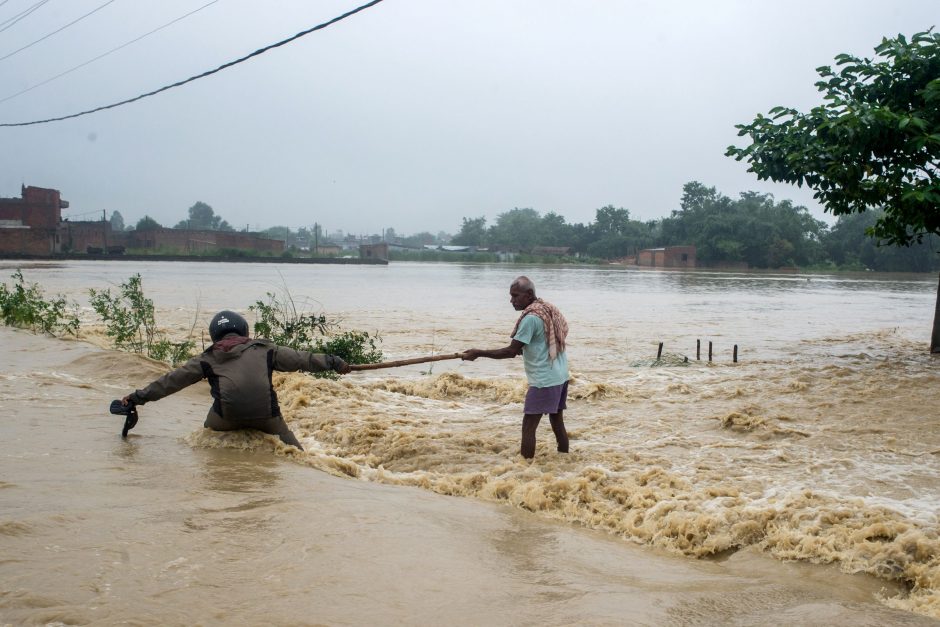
[659,182,826,267]
[451,217,488,247]
[587,205,656,259]
[110,210,125,232]
[488,208,544,249]
[135,215,162,231]
[824,210,940,272]
[175,201,234,231]
[726,30,940,246]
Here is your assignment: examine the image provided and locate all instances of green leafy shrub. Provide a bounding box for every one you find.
[250,290,331,350]
[89,274,195,366]
[249,289,382,378]
[316,330,383,367]
[0,270,80,335]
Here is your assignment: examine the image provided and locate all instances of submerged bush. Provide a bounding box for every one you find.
[316,330,383,367]
[250,289,382,378]
[89,274,195,366]
[0,270,80,335]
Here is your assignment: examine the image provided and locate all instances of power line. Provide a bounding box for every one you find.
[0,0,218,105]
[0,0,386,127]
[0,0,120,63]
[0,0,50,33]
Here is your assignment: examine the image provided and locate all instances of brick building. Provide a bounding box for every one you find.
[0,185,68,254]
[0,185,285,257]
[637,246,696,268]
[360,242,388,260]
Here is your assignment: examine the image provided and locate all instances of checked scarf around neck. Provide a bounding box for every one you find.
[510,298,568,362]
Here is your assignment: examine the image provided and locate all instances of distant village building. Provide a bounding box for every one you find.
[313,243,342,256]
[0,185,68,255]
[0,185,284,257]
[360,242,388,260]
[636,246,696,268]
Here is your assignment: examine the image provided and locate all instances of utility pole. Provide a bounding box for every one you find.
[314,222,319,255]
[102,209,108,252]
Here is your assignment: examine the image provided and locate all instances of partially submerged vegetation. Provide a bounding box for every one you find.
[89,274,196,366]
[250,289,382,378]
[0,270,79,335]
[1,270,383,372]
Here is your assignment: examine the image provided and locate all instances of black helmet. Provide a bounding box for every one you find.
[209,310,249,342]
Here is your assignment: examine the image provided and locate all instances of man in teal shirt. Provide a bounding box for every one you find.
[462,276,570,459]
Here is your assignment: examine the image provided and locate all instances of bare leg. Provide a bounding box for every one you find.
[521,413,542,459]
[549,410,568,453]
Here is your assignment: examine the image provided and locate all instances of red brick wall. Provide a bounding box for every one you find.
[637,246,696,268]
[360,242,388,260]
[0,228,56,255]
[663,246,696,268]
[60,221,124,252]
[0,202,27,224]
[128,228,283,254]
[638,250,656,266]
[0,186,63,229]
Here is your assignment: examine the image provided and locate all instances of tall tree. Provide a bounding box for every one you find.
[726,30,940,350]
[539,212,570,247]
[488,208,544,250]
[135,215,161,231]
[175,201,233,231]
[452,216,488,247]
[587,205,654,259]
[109,210,125,232]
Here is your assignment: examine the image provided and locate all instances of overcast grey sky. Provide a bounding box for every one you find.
[0,0,935,236]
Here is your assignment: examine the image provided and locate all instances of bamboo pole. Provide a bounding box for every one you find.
[348,352,465,371]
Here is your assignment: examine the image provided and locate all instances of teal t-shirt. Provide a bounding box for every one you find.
[513,314,569,388]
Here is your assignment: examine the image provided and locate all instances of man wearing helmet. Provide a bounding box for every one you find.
[121,310,350,450]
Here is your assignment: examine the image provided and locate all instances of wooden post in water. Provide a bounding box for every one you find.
[708,341,713,362]
[657,342,663,360]
[733,344,738,363]
[696,339,700,360]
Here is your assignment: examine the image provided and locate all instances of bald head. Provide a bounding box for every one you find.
[511,276,536,296]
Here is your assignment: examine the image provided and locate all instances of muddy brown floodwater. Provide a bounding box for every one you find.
[1,260,938,624]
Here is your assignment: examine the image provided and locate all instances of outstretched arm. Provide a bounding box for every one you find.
[462,339,525,361]
[272,345,350,374]
[123,356,205,405]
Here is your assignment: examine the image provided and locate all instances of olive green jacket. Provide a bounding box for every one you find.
[128,339,336,421]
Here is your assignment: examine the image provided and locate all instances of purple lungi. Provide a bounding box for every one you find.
[523,381,569,415]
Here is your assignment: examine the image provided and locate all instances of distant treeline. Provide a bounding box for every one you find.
[451,181,940,272]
